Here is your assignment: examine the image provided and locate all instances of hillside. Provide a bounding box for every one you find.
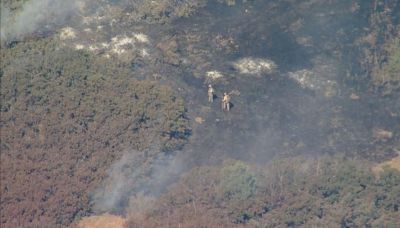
[1,0,399,227]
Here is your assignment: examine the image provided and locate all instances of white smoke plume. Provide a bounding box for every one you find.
[92,149,186,213]
[1,0,81,43]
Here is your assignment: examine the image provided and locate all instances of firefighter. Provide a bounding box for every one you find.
[208,84,215,102]
[222,92,231,111]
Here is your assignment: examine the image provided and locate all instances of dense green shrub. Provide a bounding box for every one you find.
[217,160,257,201]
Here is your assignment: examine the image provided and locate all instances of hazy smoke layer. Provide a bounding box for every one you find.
[1,0,80,42]
[92,150,185,213]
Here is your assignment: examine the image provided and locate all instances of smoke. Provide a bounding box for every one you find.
[1,0,81,43]
[92,149,186,213]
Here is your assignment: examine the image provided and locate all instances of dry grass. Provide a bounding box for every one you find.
[77,214,126,228]
[373,155,400,174]
[373,143,400,173]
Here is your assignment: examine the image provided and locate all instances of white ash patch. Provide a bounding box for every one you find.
[108,33,151,56]
[141,49,150,57]
[75,44,85,50]
[206,71,224,80]
[56,2,153,59]
[288,70,317,90]
[110,33,149,52]
[101,42,110,48]
[69,32,151,58]
[60,27,77,40]
[111,36,135,46]
[82,15,107,25]
[133,33,149,43]
[110,35,135,54]
[288,69,339,98]
[233,57,277,75]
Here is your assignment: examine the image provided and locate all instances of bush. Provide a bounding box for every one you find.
[371,36,400,93]
[217,160,257,201]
